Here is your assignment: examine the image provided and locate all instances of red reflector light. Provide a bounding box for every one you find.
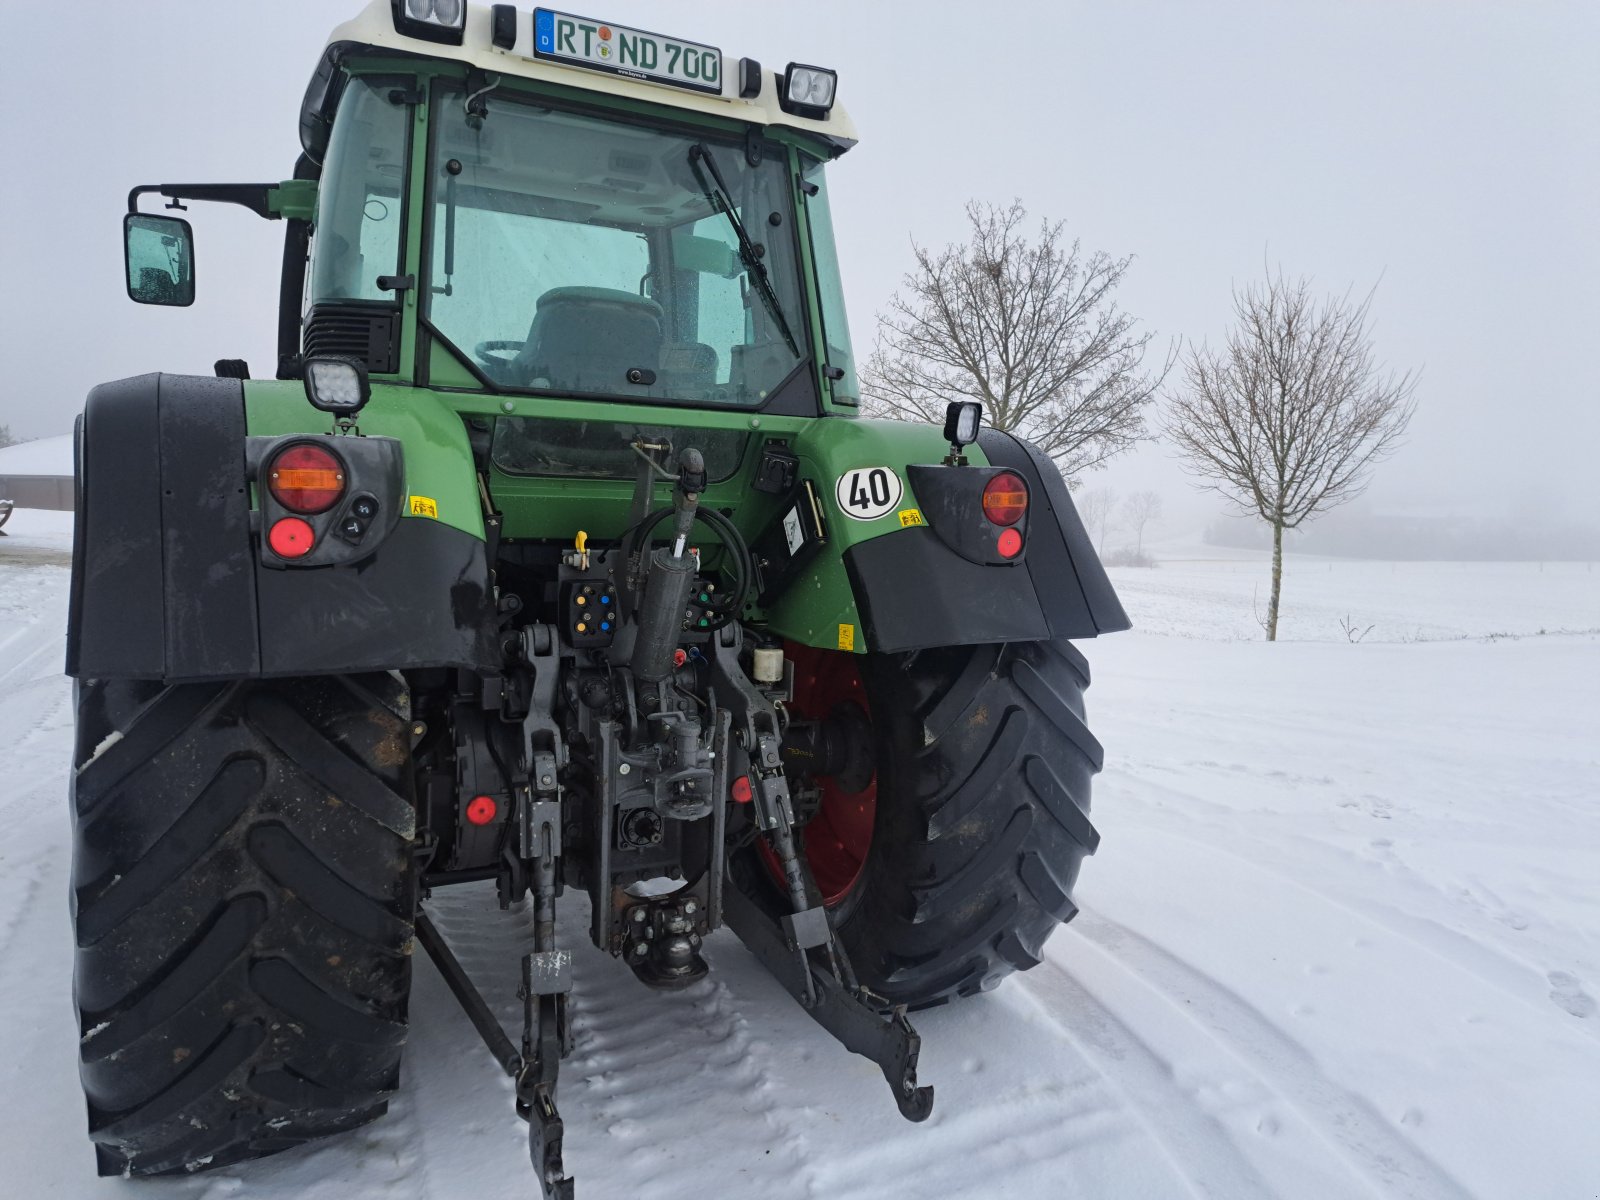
[267,517,315,558]
[268,443,346,514]
[731,775,753,804]
[466,795,498,826]
[982,472,1028,526]
[996,527,1024,559]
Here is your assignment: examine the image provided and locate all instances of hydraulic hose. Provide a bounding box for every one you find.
[624,503,752,632]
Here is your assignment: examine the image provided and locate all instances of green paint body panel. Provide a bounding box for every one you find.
[241,377,981,653]
[766,418,990,648]
[243,380,485,540]
[265,179,318,222]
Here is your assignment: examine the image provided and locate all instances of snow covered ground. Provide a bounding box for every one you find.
[1110,536,1600,643]
[0,434,74,477]
[2,508,1597,1199]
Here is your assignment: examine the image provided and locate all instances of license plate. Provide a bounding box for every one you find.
[532,10,723,96]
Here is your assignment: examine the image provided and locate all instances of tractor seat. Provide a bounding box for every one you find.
[137,267,182,305]
[659,342,718,392]
[513,287,664,392]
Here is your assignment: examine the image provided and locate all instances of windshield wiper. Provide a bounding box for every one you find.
[687,143,800,359]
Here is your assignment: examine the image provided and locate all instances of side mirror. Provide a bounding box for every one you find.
[123,212,195,306]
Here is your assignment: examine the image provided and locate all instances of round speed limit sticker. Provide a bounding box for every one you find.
[835,467,903,521]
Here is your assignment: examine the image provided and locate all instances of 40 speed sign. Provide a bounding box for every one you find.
[835,467,903,521]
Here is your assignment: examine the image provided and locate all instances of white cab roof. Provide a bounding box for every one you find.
[326,1,858,150]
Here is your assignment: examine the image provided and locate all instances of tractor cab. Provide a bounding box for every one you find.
[131,1,860,416]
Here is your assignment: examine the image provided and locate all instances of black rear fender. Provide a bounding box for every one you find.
[842,429,1129,654]
[67,372,497,683]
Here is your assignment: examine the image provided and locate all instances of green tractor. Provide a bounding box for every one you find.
[67,3,1127,1193]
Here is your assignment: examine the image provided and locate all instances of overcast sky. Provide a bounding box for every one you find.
[3,1,1595,526]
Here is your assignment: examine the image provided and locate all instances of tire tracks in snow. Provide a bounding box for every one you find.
[0,630,61,691]
[0,845,62,991]
[1009,942,1280,1200]
[0,671,71,969]
[1113,772,1597,1041]
[7,675,70,764]
[416,884,822,1200]
[0,563,67,684]
[1067,911,1474,1200]
[0,838,98,1199]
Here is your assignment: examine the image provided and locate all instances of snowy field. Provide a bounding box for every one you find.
[2,507,1597,1199]
[1110,536,1600,644]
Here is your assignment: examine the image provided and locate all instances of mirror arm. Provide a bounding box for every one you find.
[127,183,281,221]
[277,218,312,380]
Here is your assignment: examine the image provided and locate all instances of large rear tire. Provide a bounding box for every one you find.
[70,674,417,1177]
[828,640,1104,1008]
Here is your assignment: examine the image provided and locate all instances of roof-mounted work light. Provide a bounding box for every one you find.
[391,0,466,44]
[780,63,837,118]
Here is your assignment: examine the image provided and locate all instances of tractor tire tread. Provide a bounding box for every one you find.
[70,675,415,1178]
[838,639,1102,1008]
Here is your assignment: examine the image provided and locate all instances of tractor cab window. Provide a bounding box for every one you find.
[426,86,807,408]
[307,80,408,305]
[800,157,859,405]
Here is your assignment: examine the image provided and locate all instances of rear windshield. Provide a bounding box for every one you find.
[428,86,807,409]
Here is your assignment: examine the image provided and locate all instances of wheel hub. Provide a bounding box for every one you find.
[771,642,878,906]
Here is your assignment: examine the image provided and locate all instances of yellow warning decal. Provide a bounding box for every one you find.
[409,495,439,519]
[897,508,924,528]
[837,623,856,652]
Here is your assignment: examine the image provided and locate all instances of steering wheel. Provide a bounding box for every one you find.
[474,339,525,377]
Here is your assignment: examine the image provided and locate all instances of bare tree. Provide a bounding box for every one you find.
[1165,269,1418,640]
[1078,486,1118,555]
[0,425,16,449]
[862,201,1170,480]
[1121,490,1163,555]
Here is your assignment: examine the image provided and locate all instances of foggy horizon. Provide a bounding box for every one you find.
[3,0,1595,541]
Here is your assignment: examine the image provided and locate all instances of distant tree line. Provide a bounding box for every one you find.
[1207,511,1600,563]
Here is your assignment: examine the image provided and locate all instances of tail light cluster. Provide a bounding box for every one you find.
[981,471,1028,559]
[981,472,1028,526]
[248,433,405,569]
[906,463,1030,565]
[268,444,346,515]
[265,443,348,560]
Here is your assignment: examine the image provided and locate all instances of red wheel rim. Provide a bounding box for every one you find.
[758,642,877,907]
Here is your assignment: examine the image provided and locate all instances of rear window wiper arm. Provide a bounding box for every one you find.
[688,143,800,359]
